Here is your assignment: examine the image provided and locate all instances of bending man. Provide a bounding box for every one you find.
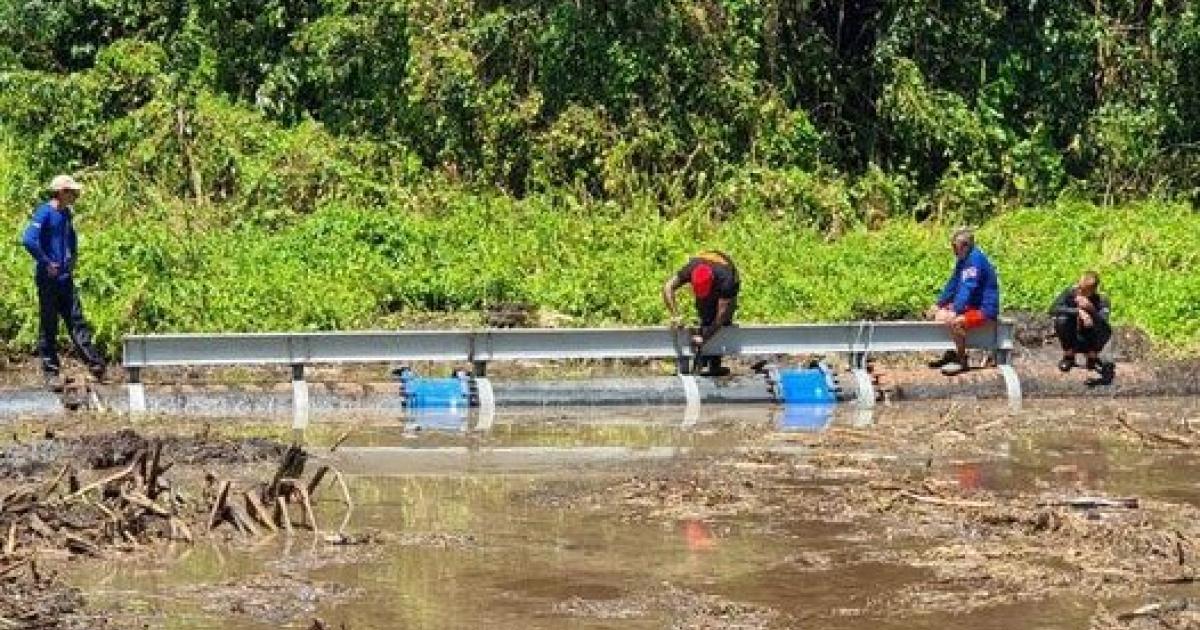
[927,229,1000,375]
[663,251,740,376]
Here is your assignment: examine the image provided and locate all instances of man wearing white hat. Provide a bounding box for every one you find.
[21,175,107,391]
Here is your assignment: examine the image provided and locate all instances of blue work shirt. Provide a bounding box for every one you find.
[936,246,1000,319]
[21,202,78,283]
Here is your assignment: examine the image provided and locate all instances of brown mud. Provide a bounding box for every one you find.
[0,562,91,629]
[525,399,1200,628]
[2,399,1200,628]
[0,428,287,479]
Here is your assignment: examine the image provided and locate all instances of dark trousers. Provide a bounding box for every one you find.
[696,296,738,371]
[36,278,105,375]
[1054,315,1111,354]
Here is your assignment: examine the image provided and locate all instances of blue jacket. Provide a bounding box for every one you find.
[937,246,1000,319]
[21,202,77,283]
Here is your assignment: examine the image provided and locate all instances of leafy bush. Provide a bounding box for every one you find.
[2,1,1199,359]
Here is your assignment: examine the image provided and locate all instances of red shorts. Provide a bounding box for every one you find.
[960,308,990,329]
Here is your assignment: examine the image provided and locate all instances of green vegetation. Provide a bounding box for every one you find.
[3,189,1195,354]
[1,1,1197,356]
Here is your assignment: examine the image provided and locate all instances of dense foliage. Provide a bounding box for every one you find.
[1,1,1197,355]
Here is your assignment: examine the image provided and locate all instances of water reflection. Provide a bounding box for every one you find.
[777,404,837,433]
[406,408,468,433]
[680,519,718,552]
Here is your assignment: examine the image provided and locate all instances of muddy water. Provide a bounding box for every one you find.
[70,398,1200,629]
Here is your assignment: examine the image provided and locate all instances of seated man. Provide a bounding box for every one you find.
[926,229,1000,375]
[1050,271,1114,376]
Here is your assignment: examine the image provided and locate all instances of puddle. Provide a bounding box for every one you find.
[47,397,1200,628]
[947,445,1200,505]
[79,474,845,629]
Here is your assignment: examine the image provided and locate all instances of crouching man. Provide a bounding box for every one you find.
[1051,271,1114,378]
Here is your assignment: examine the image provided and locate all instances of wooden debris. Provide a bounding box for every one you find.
[1156,575,1199,585]
[63,532,100,556]
[65,464,136,501]
[0,438,197,560]
[208,480,232,532]
[296,486,319,534]
[1037,496,1139,510]
[307,466,330,497]
[121,491,171,517]
[41,464,71,497]
[244,492,277,533]
[277,497,294,535]
[898,490,995,509]
[146,440,165,500]
[171,517,194,544]
[4,523,15,556]
[0,558,29,580]
[228,504,261,537]
[1117,414,1195,447]
[329,430,354,453]
[27,513,56,540]
[7,440,353,546]
[268,445,308,501]
[203,445,351,537]
[1117,599,1194,621]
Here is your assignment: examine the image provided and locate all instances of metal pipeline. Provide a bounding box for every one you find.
[487,375,780,407]
[0,365,851,416]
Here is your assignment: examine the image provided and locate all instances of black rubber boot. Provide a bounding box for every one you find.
[927,350,957,369]
[44,372,64,393]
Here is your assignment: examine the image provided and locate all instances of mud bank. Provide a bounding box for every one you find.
[878,357,1200,402]
[0,427,378,629]
[0,428,286,479]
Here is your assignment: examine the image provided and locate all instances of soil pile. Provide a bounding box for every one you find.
[0,429,287,480]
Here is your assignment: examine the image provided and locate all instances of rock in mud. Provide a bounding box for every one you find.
[198,575,359,626]
[0,439,70,479]
[0,560,94,629]
[555,585,779,629]
[1092,599,1200,629]
[161,434,286,465]
[76,429,148,469]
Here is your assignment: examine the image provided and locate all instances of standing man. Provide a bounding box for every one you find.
[663,251,740,376]
[1050,271,1114,376]
[21,175,107,391]
[926,228,1000,375]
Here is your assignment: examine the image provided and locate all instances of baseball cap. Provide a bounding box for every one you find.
[691,264,714,298]
[49,175,83,192]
